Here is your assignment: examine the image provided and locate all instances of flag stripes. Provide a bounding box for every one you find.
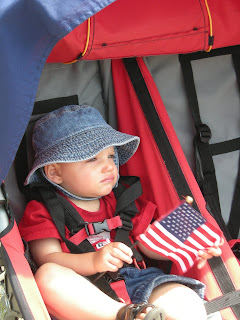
[136,201,222,273]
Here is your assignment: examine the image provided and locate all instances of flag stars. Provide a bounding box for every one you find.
[159,202,208,242]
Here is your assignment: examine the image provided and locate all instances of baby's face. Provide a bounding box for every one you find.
[58,146,118,198]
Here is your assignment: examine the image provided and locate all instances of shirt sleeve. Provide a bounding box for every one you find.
[18,200,61,242]
[131,196,157,239]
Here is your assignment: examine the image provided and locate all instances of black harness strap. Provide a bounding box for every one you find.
[37,184,95,255]
[227,152,240,239]
[114,176,142,213]
[179,53,230,240]
[36,183,120,300]
[205,289,240,315]
[114,176,144,262]
[210,138,240,156]
[122,58,194,205]
[30,176,144,300]
[123,57,240,318]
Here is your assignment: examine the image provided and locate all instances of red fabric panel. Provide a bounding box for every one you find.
[208,0,240,49]
[1,221,50,319]
[86,0,208,59]
[112,58,240,319]
[112,58,186,218]
[47,0,240,62]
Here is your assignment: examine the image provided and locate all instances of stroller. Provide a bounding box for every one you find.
[0,0,240,319]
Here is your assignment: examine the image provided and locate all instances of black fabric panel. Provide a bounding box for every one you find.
[32,95,79,115]
[15,95,79,192]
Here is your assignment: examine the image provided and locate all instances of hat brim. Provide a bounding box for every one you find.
[25,126,139,185]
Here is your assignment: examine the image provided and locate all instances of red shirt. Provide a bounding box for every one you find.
[19,191,156,253]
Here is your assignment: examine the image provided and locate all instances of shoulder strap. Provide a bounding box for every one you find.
[37,183,94,254]
[26,179,143,251]
[113,176,144,262]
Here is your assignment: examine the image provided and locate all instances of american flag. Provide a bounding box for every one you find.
[136,201,222,274]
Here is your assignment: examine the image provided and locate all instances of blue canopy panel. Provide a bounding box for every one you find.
[0,0,115,184]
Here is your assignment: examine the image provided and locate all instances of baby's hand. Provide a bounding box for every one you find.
[93,242,133,273]
[196,238,224,269]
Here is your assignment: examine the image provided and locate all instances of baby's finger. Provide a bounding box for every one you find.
[105,256,124,271]
[198,250,213,260]
[114,248,133,264]
[112,242,133,262]
[207,246,222,256]
[116,242,134,256]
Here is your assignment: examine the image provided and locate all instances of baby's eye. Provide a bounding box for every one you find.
[108,154,115,159]
[87,157,97,162]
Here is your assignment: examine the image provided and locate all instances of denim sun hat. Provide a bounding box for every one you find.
[25,105,140,192]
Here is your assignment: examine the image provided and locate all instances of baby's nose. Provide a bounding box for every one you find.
[102,159,114,171]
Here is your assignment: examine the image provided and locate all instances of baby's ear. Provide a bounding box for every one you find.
[44,164,62,184]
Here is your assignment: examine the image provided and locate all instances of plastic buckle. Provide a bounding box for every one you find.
[104,271,124,283]
[85,220,110,236]
[196,124,212,143]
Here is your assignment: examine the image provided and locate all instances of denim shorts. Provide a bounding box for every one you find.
[119,267,205,304]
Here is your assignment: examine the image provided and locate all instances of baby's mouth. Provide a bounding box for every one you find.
[101,175,115,183]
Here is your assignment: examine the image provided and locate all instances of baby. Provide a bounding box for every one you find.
[19,105,222,320]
